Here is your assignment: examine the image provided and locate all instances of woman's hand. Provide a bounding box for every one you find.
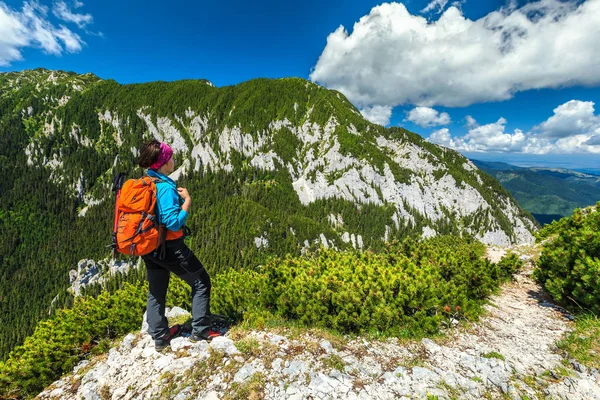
[177,187,191,201]
[177,187,192,213]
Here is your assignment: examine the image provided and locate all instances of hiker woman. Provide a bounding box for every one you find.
[138,140,221,352]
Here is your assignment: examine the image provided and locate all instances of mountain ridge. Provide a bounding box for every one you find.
[0,69,536,360]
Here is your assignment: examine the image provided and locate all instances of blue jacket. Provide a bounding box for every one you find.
[146,169,188,231]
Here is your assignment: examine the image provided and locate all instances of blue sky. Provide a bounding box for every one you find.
[1,0,599,169]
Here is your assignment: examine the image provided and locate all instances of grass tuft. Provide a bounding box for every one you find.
[481,351,505,361]
[557,313,600,369]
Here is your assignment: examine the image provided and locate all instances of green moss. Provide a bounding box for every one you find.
[99,385,111,400]
[481,351,505,361]
[167,314,192,328]
[322,354,346,372]
[236,338,262,357]
[223,372,266,400]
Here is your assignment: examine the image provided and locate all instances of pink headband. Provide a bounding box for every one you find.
[149,142,173,171]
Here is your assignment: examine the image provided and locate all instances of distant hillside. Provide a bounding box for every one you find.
[468,160,526,172]
[574,168,600,176]
[472,160,600,225]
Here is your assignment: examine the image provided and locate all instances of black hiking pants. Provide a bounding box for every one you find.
[142,238,211,339]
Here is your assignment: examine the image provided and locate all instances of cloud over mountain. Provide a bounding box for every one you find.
[428,100,600,154]
[52,1,93,29]
[359,105,392,126]
[406,107,451,127]
[537,100,600,139]
[311,0,600,108]
[0,1,90,66]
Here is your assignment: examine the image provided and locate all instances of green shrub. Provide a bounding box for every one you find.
[534,203,600,312]
[211,268,270,320]
[0,283,146,398]
[197,236,519,337]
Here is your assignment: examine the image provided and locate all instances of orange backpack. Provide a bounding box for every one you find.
[113,176,164,257]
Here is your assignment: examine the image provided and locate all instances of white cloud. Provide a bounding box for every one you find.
[360,105,392,126]
[311,0,600,108]
[463,118,527,152]
[53,25,83,52]
[426,100,600,154]
[0,4,29,65]
[429,128,456,148]
[53,1,92,28]
[537,100,600,138]
[406,106,450,127]
[421,0,449,14]
[0,1,87,66]
[451,0,467,10]
[465,115,478,129]
[429,116,526,152]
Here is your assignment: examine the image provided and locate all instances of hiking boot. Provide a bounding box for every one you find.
[189,329,222,343]
[155,324,182,352]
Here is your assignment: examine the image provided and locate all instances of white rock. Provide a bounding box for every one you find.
[120,333,137,351]
[173,386,192,400]
[187,340,210,357]
[170,337,191,352]
[283,360,306,377]
[141,311,149,332]
[234,364,256,383]
[73,360,90,374]
[210,336,240,355]
[200,391,220,400]
[154,354,174,371]
[309,372,338,394]
[421,338,441,354]
[166,306,190,319]
[411,366,440,382]
[142,346,156,358]
[271,358,283,373]
[320,340,333,353]
[268,334,288,345]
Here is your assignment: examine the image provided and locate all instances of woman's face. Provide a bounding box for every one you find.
[165,157,175,173]
[158,157,175,175]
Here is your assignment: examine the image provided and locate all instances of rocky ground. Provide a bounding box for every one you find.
[38,248,600,400]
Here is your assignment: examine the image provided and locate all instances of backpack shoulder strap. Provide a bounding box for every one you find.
[142,174,164,185]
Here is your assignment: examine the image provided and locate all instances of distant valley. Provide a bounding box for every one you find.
[471,159,600,225]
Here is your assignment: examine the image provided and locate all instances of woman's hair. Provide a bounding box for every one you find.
[138,140,161,168]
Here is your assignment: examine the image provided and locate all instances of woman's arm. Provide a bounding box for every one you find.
[177,187,191,214]
[156,185,189,231]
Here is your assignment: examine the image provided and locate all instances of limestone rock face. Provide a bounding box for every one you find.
[135,112,536,246]
[68,258,141,296]
[11,70,537,251]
